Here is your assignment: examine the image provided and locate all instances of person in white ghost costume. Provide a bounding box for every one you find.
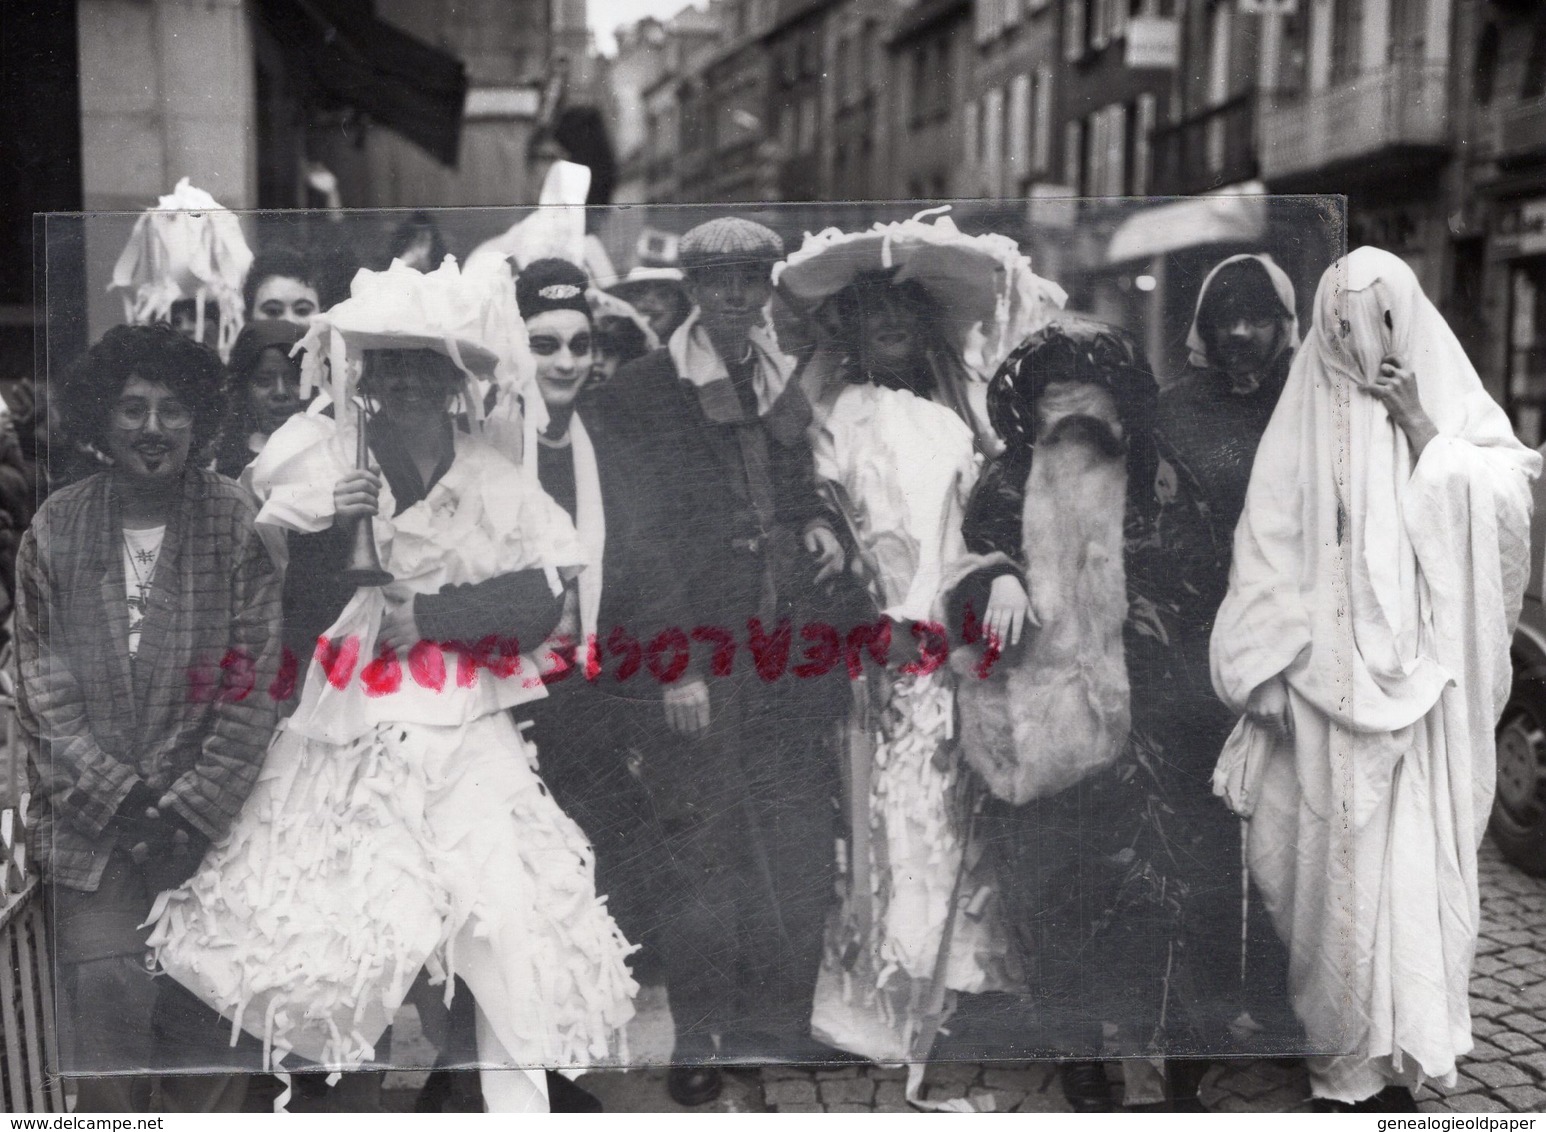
[1210,247,1541,1111]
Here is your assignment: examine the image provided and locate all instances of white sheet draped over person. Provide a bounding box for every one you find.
[142,260,638,1112]
[1210,247,1540,1107]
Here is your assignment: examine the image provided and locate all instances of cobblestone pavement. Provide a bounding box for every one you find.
[382,837,1546,1113]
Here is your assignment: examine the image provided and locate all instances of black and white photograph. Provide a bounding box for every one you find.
[3,0,1546,1121]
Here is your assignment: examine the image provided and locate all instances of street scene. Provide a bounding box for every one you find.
[4,0,1546,1118]
[363,839,1546,1113]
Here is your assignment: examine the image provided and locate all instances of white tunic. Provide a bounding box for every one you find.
[146,414,638,1079]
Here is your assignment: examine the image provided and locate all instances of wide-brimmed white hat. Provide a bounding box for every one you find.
[773,206,1066,376]
[296,258,508,392]
[603,265,686,297]
[294,255,546,475]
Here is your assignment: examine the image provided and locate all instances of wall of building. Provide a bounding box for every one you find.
[77,0,258,345]
[330,0,551,213]
[78,0,257,215]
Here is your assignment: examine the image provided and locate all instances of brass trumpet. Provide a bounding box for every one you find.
[342,395,393,588]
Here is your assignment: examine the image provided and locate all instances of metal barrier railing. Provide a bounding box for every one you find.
[1,669,66,1112]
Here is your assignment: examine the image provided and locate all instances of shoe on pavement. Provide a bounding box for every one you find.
[1359,1087,1419,1113]
[1312,1087,1419,1114]
[667,1066,723,1108]
[547,1072,603,1113]
[1165,1058,1212,1112]
[1060,1061,1116,1113]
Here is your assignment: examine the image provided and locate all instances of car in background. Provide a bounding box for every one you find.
[1494,448,1546,877]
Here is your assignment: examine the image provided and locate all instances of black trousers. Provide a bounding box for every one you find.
[640,670,841,1051]
[974,766,1168,1059]
[527,684,666,960]
[53,853,252,1112]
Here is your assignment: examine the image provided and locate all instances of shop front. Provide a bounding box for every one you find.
[1490,194,1546,447]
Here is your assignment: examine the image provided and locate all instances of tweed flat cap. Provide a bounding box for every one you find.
[678,217,784,271]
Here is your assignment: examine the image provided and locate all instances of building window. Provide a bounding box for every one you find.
[984,85,1006,195]
[1475,23,1499,107]
[1008,73,1032,175]
[1089,103,1128,196]
[911,39,953,127]
[965,99,980,173]
[802,33,821,78]
[838,34,858,107]
[977,0,1002,44]
[1388,0,1428,64]
[1064,0,1088,62]
[1063,118,1085,192]
[1032,64,1054,172]
[797,94,818,154]
[1207,1,1233,108]
[859,21,875,94]
[1132,94,1155,195]
[1329,0,1363,86]
[935,40,952,119]
[1524,14,1546,100]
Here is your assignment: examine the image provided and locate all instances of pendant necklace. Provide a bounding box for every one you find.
[125,531,161,618]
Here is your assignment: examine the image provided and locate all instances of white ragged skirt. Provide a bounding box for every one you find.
[147,709,638,1104]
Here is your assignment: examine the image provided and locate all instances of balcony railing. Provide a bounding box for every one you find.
[1478,96,1546,162]
[1150,93,1259,196]
[1259,62,1450,182]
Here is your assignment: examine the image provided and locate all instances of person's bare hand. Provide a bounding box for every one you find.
[664,676,711,734]
[125,795,196,864]
[1366,353,1438,456]
[985,574,1035,648]
[1245,674,1294,739]
[378,595,419,652]
[4,379,36,422]
[805,526,845,585]
[334,469,381,520]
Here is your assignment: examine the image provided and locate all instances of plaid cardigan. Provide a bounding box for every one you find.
[16,470,283,892]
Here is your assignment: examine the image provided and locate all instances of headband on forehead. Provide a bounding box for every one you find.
[517,258,593,321]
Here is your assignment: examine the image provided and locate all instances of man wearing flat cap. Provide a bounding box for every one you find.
[600,216,857,1105]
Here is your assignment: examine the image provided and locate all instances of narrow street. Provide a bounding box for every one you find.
[376,836,1546,1113]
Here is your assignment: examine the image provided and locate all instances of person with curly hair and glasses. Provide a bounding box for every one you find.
[15,323,284,1111]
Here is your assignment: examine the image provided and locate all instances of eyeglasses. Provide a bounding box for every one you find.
[111,398,193,431]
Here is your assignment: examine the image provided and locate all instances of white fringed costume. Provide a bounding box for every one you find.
[144,262,637,1110]
[109,178,253,363]
[808,384,1016,1063]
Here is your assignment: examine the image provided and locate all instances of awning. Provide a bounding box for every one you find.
[256,0,469,166]
[1106,184,1269,265]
